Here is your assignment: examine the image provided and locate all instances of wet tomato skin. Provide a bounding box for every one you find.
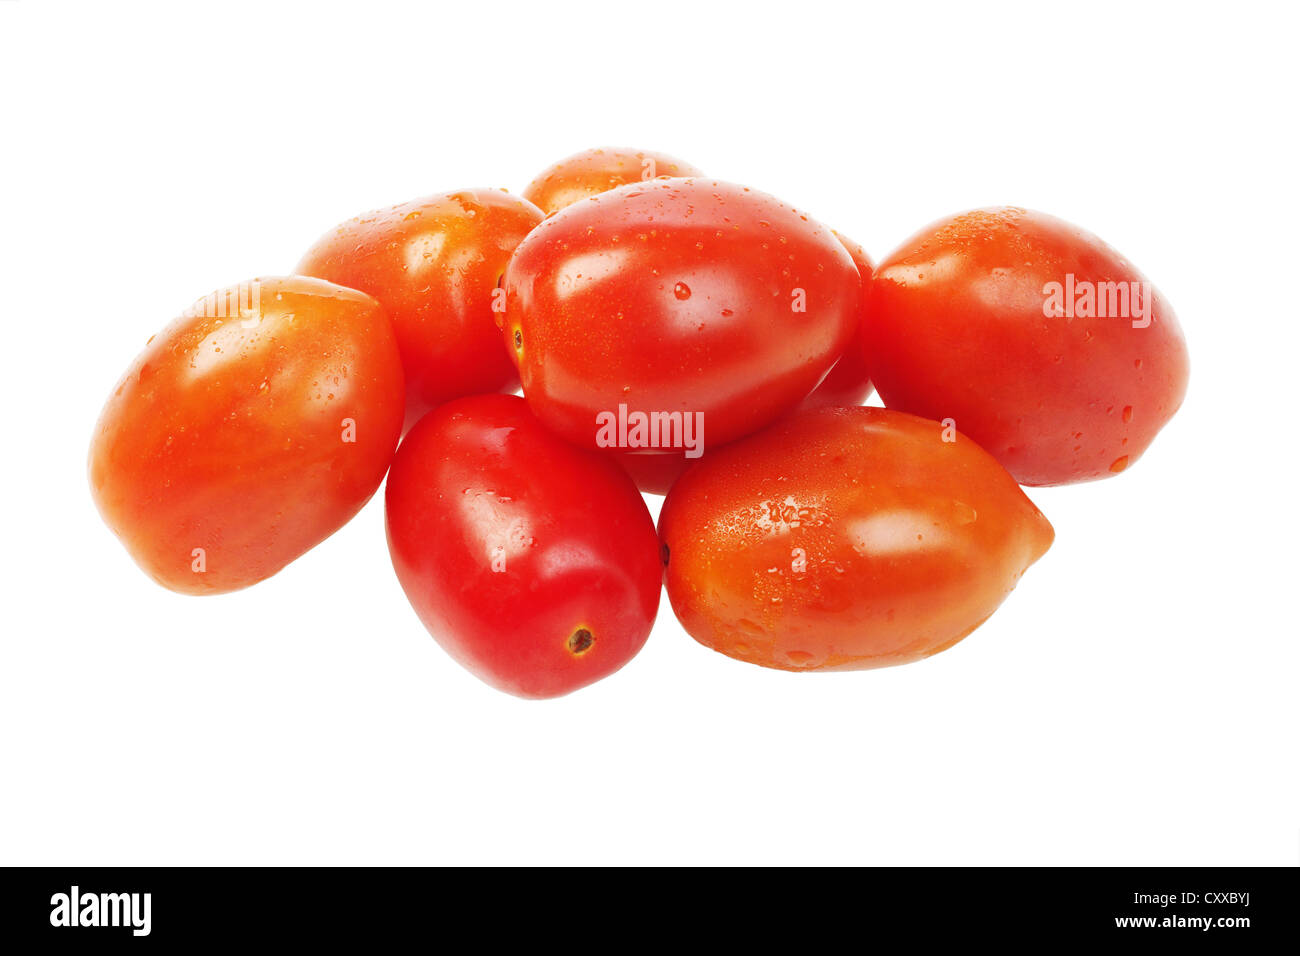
[89,276,405,595]
[522,146,702,215]
[659,406,1054,672]
[502,178,861,453]
[610,231,876,496]
[297,189,544,429]
[800,231,876,410]
[385,394,662,699]
[863,207,1190,485]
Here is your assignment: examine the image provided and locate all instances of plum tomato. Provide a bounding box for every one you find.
[89,276,405,594]
[385,394,662,699]
[522,146,702,215]
[799,230,876,410]
[607,229,874,496]
[863,207,1190,485]
[609,448,696,497]
[501,178,861,456]
[659,406,1054,672]
[296,189,544,429]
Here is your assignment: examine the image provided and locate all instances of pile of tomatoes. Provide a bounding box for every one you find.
[89,148,1190,699]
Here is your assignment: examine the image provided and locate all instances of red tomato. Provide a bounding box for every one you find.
[501,178,861,456]
[607,229,876,496]
[89,276,405,594]
[522,146,702,215]
[863,207,1190,485]
[609,448,696,497]
[659,406,1053,671]
[385,394,662,699]
[800,231,876,409]
[297,189,543,429]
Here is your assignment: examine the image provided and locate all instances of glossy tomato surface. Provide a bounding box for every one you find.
[659,406,1053,671]
[385,394,662,699]
[607,229,875,496]
[522,146,702,215]
[502,178,861,454]
[90,276,405,594]
[297,189,543,428]
[864,207,1190,485]
[800,231,876,409]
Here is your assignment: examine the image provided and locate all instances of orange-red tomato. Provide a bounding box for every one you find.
[800,231,876,409]
[297,189,543,428]
[502,178,861,454]
[89,276,405,594]
[864,207,1190,485]
[522,146,702,215]
[659,406,1054,671]
[385,395,662,699]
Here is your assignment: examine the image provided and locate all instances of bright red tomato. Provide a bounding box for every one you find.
[608,448,696,497]
[612,230,876,497]
[800,231,876,409]
[863,207,1190,485]
[501,178,861,456]
[385,394,662,699]
[90,276,405,594]
[522,146,702,215]
[297,189,543,429]
[659,406,1054,671]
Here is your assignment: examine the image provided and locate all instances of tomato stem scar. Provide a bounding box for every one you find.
[567,627,594,655]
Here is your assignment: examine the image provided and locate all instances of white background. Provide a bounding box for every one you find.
[2,1,1296,865]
